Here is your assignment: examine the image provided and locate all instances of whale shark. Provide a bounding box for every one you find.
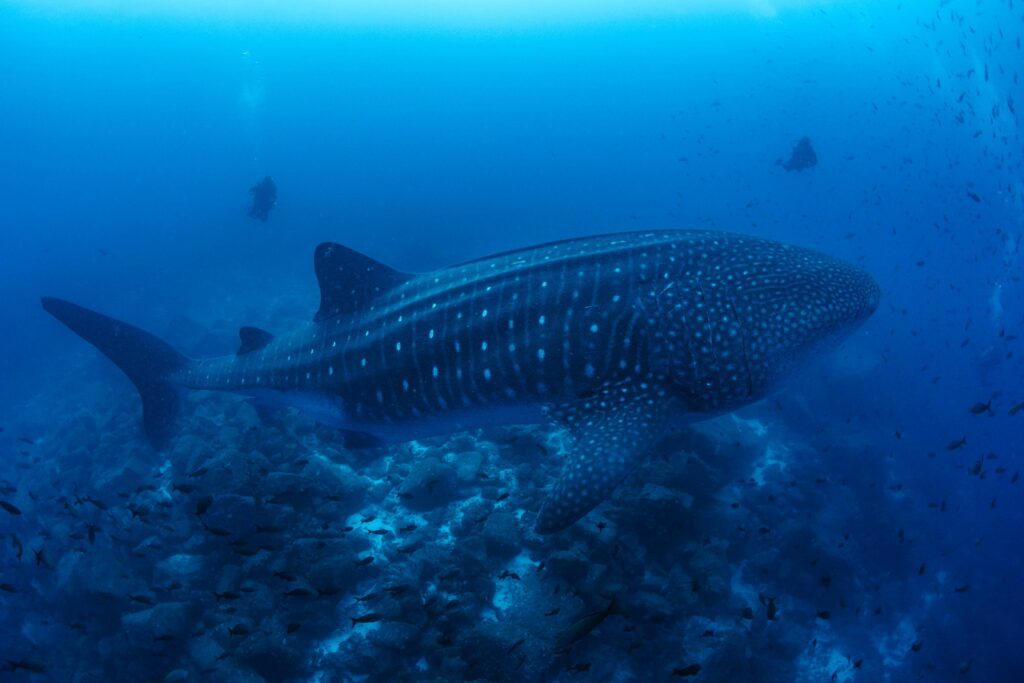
[42,230,880,532]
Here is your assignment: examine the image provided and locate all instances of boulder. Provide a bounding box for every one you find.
[399,457,458,511]
[122,602,189,648]
[481,511,521,560]
[202,495,257,536]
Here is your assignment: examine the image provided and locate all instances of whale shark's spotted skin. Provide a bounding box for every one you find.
[43,230,880,532]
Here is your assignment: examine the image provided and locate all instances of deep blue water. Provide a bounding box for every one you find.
[0,1,1022,681]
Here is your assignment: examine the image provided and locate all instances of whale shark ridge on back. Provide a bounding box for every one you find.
[42,229,880,533]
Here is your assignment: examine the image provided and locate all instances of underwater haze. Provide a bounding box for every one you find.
[1,0,1022,681]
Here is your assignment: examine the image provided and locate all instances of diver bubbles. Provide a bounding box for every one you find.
[239,50,266,162]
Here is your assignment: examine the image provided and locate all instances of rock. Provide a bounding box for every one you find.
[307,554,358,596]
[451,450,484,483]
[154,554,203,584]
[452,498,493,539]
[302,459,369,509]
[205,664,268,683]
[188,634,225,669]
[264,471,310,505]
[688,548,730,602]
[546,550,590,583]
[399,457,458,511]
[202,494,257,536]
[122,603,189,648]
[367,621,420,650]
[481,511,521,559]
[285,537,369,575]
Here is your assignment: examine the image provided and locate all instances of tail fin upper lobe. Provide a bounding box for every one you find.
[41,297,189,446]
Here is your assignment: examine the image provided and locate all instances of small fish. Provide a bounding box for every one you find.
[1009,402,1024,416]
[954,584,970,593]
[195,495,214,516]
[966,191,981,203]
[351,613,383,626]
[228,624,250,636]
[355,591,380,602]
[969,399,994,415]
[918,563,926,576]
[0,583,18,593]
[507,638,526,655]
[354,555,374,567]
[215,591,241,601]
[567,662,591,674]
[287,622,301,634]
[2,660,47,674]
[17,437,35,446]
[499,570,520,581]
[188,466,209,478]
[946,437,967,451]
[171,483,195,494]
[128,594,155,606]
[544,608,561,617]
[816,610,831,620]
[284,587,315,598]
[398,524,418,533]
[910,640,923,652]
[273,570,297,582]
[672,664,702,677]
[33,548,53,569]
[0,501,21,516]
[367,528,390,536]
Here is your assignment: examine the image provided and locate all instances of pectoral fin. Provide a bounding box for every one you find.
[536,381,675,534]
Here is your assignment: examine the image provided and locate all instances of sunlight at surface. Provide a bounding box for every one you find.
[9,0,848,26]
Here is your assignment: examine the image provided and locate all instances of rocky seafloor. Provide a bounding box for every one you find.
[0,347,992,682]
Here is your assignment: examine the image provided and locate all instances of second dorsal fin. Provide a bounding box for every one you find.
[237,326,274,355]
[313,242,412,322]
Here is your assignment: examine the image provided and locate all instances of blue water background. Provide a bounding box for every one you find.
[0,1,1021,678]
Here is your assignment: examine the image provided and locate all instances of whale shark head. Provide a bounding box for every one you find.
[660,234,880,411]
[753,248,880,358]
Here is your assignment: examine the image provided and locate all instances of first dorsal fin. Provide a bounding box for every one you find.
[313,242,412,322]
[237,326,274,355]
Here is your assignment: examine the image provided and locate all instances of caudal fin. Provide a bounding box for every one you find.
[41,297,190,446]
